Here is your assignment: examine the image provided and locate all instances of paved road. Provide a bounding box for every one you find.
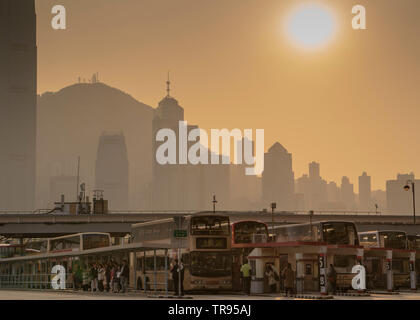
[0,290,419,300]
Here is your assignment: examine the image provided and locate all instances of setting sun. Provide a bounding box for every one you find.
[286,3,336,49]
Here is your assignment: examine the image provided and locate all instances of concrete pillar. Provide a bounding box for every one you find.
[295,253,304,293]
[165,249,168,296]
[410,251,416,291]
[249,248,264,294]
[130,251,136,290]
[252,248,264,279]
[386,250,393,292]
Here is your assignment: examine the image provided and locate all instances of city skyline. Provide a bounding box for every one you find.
[34,0,420,190]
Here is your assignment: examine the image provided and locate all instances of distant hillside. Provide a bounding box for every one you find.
[36,82,154,210]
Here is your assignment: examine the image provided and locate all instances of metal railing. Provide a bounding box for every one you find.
[0,208,416,216]
[0,274,74,290]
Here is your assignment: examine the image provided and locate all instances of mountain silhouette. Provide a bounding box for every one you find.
[36,82,154,210]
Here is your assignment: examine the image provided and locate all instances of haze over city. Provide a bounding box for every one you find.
[34,0,420,191]
[1,0,419,214]
[3,0,420,304]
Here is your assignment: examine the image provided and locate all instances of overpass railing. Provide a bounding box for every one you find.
[0,209,413,216]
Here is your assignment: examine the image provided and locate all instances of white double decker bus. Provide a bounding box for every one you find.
[131,214,232,292]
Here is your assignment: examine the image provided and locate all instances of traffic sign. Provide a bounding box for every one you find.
[174,229,187,238]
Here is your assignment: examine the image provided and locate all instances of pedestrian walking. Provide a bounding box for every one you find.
[265,264,277,293]
[282,263,295,296]
[170,259,180,296]
[327,264,337,295]
[178,259,185,296]
[240,259,252,295]
[120,260,129,293]
[90,264,98,292]
[97,264,105,292]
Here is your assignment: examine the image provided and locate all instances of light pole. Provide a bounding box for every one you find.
[270,202,276,236]
[309,210,314,231]
[212,195,218,213]
[404,180,416,224]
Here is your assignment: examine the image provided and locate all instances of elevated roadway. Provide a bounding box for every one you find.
[0,211,418,237]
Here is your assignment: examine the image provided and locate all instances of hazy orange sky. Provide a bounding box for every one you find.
[35,0,420,191]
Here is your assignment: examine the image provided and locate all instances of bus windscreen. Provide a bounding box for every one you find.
[190,216,230,236]
[190,252,232,277]
[233,222,268,244]
[322,223,358,245]
[83,234,110,250]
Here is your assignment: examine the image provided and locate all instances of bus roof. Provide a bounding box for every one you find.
[359,230,407,234]
[272,221,356,228]
[231,220,267,226]
[49,232,111,241]
[131,214,230,229]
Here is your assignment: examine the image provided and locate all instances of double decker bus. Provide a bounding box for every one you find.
[273,221,359,245]
[272,221,360,291]
[47,233,111,253]
[359,230,409,289]
[231,220,269,245]
[0,233,112,289]
[359,230,407,249]
[131,214,232,292]
[231,220,269,291]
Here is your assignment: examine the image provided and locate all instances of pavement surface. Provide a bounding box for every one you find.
[0,289,420,300]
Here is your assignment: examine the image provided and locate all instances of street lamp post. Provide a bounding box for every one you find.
[270,202,276,236]
[309,210,314,238]
[212,195,218,213]
[404,180,416,225]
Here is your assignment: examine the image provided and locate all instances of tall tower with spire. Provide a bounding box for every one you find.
[0,0,37,210]
[151,76,203,210]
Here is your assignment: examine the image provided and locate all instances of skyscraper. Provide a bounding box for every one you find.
[309,161,320,180]
[386,173,419,214]
[151,77,201,210]
[95,133,129,210]
[262,142,295,210]
[341,176,355,210]
[296,162,327,210]
[0,0,37,210]
[359,172,372,211]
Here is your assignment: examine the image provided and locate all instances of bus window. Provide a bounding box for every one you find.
[190,216,230,236]
[83,234,110,250]
[233,222,268,244]
[322,222,358,245]
[50,239,65,251]
[64,236,80,250]
[379,232,407,249]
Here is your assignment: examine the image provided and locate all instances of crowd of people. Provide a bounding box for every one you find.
[240,260,339,296]
[72,260,130,293]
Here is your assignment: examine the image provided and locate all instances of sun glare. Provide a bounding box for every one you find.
[286,4,336,49]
